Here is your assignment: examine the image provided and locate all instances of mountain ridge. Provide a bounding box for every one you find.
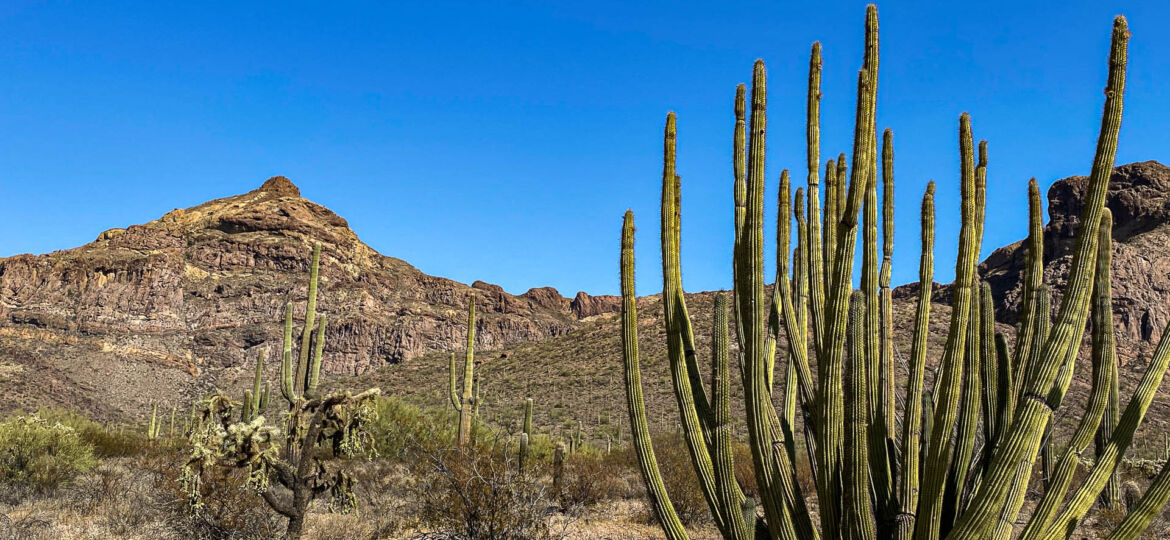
[4,161,1170,424]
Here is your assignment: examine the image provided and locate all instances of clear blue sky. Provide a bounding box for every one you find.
[1,1,1167,297]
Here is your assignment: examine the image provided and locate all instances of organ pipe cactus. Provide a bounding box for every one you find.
[619,8,1170,540]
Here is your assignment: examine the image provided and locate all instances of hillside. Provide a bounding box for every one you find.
[5,160,1170,453]
[0,177,617,418]
[342,161,1170,455]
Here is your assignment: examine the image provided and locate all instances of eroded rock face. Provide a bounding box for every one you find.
[978,161,1170,347]
[570,291,621,318]
[0,176,612,416]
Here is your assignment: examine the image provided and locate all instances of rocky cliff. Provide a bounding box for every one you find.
[977,161,1170,357]
[0,176,615,417]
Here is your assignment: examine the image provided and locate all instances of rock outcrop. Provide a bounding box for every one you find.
[979,161,1170,349]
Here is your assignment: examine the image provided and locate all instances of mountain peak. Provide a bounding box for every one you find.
[252,175,301,198]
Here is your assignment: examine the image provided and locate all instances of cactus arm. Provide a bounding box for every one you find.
[767,170,792,392]
[949,17,1128,537]
[914,112,979,540]
[304,315,326,400]
[786,189,807,429]
[1012,179,1045,380]
[731,84,749,389]
[862,132,880,426]
[835,155,848,227]
[879,128,896,446]
[149,403,157,439]
[523,397,533,437]
[942,287,983,534]
[1037,314,1170,540]
[251,348,265,417]
[863,127,894,533]
[280,302,295,404]
[1020,212,1116,539]
[711,293,753,540]
[805,42,827,361]
[823,158,837,294]
[735,59,795,540]
[893,182,935,540]
[1098,320,1122,510]
[843,291,877,540]
[660,116,733,533]
[294,241,321,396]
[457,298,476,446]
[619,211,689,540]
[448,352,461,411]
[733,84,746,244]
[1104,455,1170,539]
[980,283,1000,467]
[992,333,1014,446]
[243,390,254,422]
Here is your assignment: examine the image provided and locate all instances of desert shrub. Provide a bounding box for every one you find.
[412,443,568,539]
[555,450,630,510]
[649,431,711,526]
[732,440,759,497]
[0,414,96,496]
[35,408,152,457]
[368,396,457,458]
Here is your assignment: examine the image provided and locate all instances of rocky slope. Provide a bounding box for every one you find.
[0,176,617,417]
[354,161,1170,454]
[5,161,1170,428]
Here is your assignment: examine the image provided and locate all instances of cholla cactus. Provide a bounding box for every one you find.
[619,8,1170,540]
[180,242,381,540]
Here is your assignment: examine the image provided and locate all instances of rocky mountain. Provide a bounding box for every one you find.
[907,160,1170,367]
[0,176,618,417]
[4,161,1170,426]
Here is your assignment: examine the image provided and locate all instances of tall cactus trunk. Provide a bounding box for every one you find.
[457,298,477,447]
[619,211,689,540]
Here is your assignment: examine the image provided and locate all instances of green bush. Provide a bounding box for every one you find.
[367,396,457,457]
[35,408,151,457]
[0,414,97,493]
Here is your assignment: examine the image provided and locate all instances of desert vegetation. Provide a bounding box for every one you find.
[5,4,1170,540]
[618,4,1170,540]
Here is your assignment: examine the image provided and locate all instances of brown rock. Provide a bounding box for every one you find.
[570,291,621,318]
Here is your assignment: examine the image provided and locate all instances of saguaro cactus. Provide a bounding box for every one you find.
[449,297,478,447]
[519,397,533,470]
[619,8,1170,540]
